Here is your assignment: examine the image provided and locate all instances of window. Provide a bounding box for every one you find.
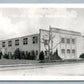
[23,38,28,45]
[61,38,65,43]
[61,49,65,54]
[44,40,48,45]
[15,39,19,46]
[32,36,38,44]
[67,38,70,44]
[2,42,5,47]
[67,49,70,54]
[72,49,75,54]
[72,39,75,44]
[8,41,12,47]
[36,50,38,55]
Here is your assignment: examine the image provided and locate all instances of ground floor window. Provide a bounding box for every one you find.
[61,49,65,54]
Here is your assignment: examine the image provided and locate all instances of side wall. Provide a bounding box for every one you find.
[0,34,40,59]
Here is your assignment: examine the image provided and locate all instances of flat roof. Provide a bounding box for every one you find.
[0,33,39,42]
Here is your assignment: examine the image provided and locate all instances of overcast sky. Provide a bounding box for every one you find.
[0,8,84,40]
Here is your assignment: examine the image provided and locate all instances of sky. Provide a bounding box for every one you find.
[0,8,84,40]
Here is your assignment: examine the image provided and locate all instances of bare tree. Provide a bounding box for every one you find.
[41,29,61,61]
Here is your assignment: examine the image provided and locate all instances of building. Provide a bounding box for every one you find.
[0,27,84,60]
[0,34,40,59]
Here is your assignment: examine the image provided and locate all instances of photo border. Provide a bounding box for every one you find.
[0,3,83,81]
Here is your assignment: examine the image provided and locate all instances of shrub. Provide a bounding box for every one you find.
[14,48,21,59]
[30,50,36,60]
[39,51,44,62]
[26,51,30,59]
[53,49,62,60]
[20,51,26,59]
[0,52,2,59]
[80,53,84,58]
[3,54,9,59]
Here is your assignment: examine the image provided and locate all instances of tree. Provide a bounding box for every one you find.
[41,27,61,61]
[80,53,84,58]
[0,52,2,59]
[20,51,26,59]
[53,49,62,60]
[14,48,20,59]
[3,54,9,59]
[39,51,44,63]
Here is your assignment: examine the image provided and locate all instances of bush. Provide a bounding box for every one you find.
[20,51,26,59]
[80,53,84,58]
[13,49,36,60]
[14,48,21,59]
[39,51,44,62]
[0,52,2,59]
[53,49,62,60]
[25,51,30,59]
[3,54,9,59]
[30,50,36,60]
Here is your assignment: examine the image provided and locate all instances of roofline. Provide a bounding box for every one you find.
[0,33,39,42]
[50,27,81,34]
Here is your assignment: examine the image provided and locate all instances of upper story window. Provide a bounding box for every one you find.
[32,36,38,44]
[67,49,70,54]
[2,42,5,47]
[61,38,65,43]
[23,38,28,45]
[44,40,48,45]
[72,39,75,44]
[15,39,19,46]
[72,49,75,54]
[61,49,65,54]
[8,41,12,47]
[67,38,70,44]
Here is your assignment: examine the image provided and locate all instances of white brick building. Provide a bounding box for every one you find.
[0,27,84,60]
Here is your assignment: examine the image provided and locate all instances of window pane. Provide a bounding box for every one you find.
[67,39,70,44]
[67,49,70,54]
[72,49,75,54]
[2,42,5,47]
[15,39,19,46]
[32,36,38,44]
[61,38,65,43]
[44,40,48,45]
[23,38,28,45]
[8,41,12,47]
[61,49,65,54]
[72,39,75,44]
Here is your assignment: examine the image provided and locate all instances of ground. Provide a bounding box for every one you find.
[0,59,84,76]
